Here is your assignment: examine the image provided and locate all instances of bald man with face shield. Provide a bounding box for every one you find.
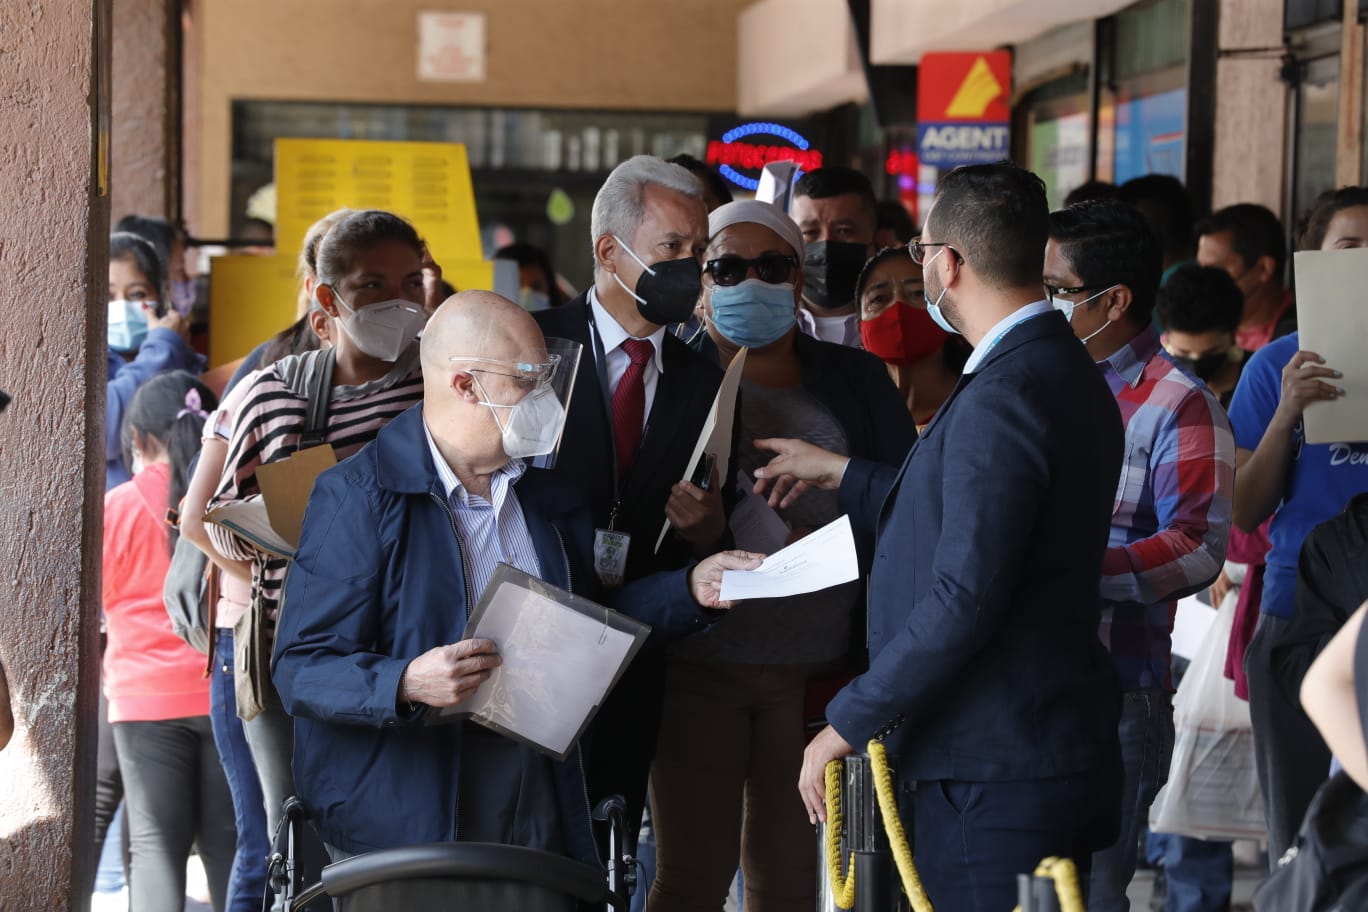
[272,291,761,862]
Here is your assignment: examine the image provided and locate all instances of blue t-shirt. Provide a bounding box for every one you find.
[1227,332,1368,618]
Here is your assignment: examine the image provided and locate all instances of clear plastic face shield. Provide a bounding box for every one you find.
[450,337,583,467]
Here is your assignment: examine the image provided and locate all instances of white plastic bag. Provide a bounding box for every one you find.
[1149,590,1267,841]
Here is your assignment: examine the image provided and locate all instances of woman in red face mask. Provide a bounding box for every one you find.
[856,246,971,427]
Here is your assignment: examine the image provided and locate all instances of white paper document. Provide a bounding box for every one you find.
[719,514,859,601]
[448,567,649,759]
[1292,249,1368,443]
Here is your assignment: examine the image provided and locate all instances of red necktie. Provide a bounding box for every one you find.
[611,338,654,479]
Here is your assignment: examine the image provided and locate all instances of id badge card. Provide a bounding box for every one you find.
[593,528,631,589]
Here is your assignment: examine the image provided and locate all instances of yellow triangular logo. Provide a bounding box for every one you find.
[945,57,1005,119]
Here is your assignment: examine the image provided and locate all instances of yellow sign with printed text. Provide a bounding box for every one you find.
[274,138,484,279]
[208,254,300,369]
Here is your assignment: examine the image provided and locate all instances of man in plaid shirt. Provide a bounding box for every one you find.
[1045,200,1236,912]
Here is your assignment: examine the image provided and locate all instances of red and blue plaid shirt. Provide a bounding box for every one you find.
[1097,327,1235,691]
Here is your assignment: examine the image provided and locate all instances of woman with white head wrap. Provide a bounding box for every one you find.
[647,200,917,912]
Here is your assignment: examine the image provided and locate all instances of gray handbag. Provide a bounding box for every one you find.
[163,533,213,656]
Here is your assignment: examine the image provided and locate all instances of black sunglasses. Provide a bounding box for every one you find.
[704,253,798,287]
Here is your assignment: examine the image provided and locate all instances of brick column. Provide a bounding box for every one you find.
[0,1,110,910]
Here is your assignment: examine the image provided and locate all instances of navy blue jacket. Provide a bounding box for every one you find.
[106,329,203,489]
[827,310,1125,783]
[272,404,719,860]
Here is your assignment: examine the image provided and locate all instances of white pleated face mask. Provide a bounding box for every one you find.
[331,292,427,362]
[1053,284,1120,344]
[475,378,568,459]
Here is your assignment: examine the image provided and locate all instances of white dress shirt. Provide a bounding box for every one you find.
[423,421,542,596]
[588,286,668,429]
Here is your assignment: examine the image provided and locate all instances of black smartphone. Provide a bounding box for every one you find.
[690,453,716,491]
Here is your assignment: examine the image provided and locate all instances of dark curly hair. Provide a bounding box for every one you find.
[1297,186,1368,251]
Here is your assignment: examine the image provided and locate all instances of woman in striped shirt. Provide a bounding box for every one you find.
[206,209,431,836]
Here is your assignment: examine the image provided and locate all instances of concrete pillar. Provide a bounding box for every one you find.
[0,1,110,910]
[1211,0,1288,213]
[111,0,178,223]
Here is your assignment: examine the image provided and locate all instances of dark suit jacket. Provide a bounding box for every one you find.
[535,294,728,839]
[828,309,1125,783]
[535,294,726,579]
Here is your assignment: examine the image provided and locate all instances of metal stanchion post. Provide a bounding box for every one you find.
[817,754,907,912]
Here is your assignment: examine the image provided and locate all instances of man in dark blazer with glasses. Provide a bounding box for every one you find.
[758,162,1126,912]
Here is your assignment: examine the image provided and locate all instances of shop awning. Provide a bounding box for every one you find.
[737,0,869,117]
[869,0,1136,64]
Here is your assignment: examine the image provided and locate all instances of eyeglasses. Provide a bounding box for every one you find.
[449,354,561,389]
[1042,283,1090,304]
[908,238,963,266]
[703,253,798,287]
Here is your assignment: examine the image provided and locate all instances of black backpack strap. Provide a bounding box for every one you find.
[298,348,335,450]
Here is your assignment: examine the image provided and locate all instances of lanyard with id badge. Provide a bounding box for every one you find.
[587,305,637,590]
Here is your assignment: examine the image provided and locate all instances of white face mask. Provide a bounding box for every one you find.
[476,379,568,459]
[332,292,426,362]
[1053,284,1119,344]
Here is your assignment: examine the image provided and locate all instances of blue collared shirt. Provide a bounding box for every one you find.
[423,421,542,597]
[961,300,1055,374]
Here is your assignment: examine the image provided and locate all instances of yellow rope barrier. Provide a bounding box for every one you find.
[823,760,857,909]
[867,740,935,912]
[1010,857,1087,912]
[824,745,1085,912]
[821,741,934,912]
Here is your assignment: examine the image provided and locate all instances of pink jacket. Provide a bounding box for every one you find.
[102,462,210,722]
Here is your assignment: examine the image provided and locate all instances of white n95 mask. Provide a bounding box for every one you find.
[480,382,568,459]
[333,293,427,362]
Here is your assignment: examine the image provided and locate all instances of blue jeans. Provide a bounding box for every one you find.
[1147,833,1233,912]
[1089,691,1175,912]
[211,629,271,912]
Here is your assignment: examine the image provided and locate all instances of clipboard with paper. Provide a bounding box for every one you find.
[202,444,337,559]
[431,563,651,761]
[655,347,747,553]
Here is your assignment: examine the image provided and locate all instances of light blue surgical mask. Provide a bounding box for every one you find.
[923,248,959,335]
[519,287,551,312]
[708,279,797,348]
[108,299,150,352]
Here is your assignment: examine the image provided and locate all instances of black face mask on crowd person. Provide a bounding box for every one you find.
[613,235,704,326]
[803,240,869,311]
[1173,351,1228,381]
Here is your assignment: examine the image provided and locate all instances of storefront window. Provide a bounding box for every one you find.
[231,101,716,289]
[1292,55,1340,222]
[1021,71,1091,210]
[1103,0,1190,185]
[1286,0,1368,30]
